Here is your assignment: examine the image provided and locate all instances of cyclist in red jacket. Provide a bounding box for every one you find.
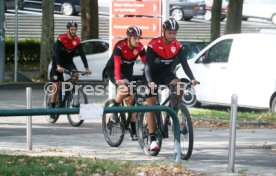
[104,26,146,140]
[144,19,199,151]
[49,21,91,111]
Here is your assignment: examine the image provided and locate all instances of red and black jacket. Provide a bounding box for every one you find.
[52,33,88,68]
[144,36,195,83]
[105,38,146,80]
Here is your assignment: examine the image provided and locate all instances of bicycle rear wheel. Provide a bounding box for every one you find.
[44,93,59,123]
[66,88,87,127]
[137,112,162,156]
[174,103,193,160]
[102,99,126,147]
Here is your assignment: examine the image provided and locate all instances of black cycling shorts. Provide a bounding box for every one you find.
[105,69,133,85]
[143,71,178,97]
[50,63,77,82]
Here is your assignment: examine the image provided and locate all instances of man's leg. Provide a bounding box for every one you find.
[125,95,138,140]
[50,81,60,107]
[146,96,160,151]
[50,68,62,108]
[169,78,185,106]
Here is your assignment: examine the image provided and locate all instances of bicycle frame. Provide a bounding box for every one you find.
[155,84,187,138]
[120,81,146,134]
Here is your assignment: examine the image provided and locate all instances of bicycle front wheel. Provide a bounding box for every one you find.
[44,93,59,123]
[66,88,87,127]
[102,99,125,147]
[174,103,194,160]
[137,112,162,156]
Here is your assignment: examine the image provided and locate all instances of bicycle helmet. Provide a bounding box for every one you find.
[66,21,78,29]
[162,19,179,31]
[126,26,142,37]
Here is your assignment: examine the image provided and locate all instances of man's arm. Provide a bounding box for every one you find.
[54,40,62,66]
[54,41,65,73]
[77,43,89,69]
[178,47,195,80]
[114,55,122,81]
[144,46,154,83]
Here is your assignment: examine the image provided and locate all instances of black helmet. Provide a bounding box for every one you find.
[66,21,78,29]
[162,19,179,31]
[126,26,142,37]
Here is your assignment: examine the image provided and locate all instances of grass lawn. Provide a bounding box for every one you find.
[0,154,199,176]
[189,107,276,123]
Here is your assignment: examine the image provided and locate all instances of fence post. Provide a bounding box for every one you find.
[228,94,238,172]
[26,87,32,150]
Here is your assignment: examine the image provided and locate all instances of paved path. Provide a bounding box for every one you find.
[0,116,275,175]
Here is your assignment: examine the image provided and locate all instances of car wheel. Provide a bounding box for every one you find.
[204,10,212,21]
[271,96,276,112]
[61,3,75,16]
[171,8,184,21]
[182,84,200,107]
[184,17,192,21]
[271,14,276,25]
[220,16,226,21]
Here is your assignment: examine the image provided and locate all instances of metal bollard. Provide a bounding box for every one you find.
[26,87,32,150]
[227,94,238,173]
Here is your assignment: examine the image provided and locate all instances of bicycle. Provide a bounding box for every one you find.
[44,69,88,127]
[102,80,146,147]
[136,82,195,159]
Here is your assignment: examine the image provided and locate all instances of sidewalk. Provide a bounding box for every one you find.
[0,116,275,175]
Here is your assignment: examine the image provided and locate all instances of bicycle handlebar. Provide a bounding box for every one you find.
[63,69,87,76]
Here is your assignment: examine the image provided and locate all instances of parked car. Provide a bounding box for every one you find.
[48,39,144,82]
[203,0,228,21]
[242,0,276,24]
[5,0,16,11]
[180,40,209,60]
[187,0,206,16]
[176,33,276,111]
[171,40,209,107]
[170,0,205,21]
[19,0,80,16]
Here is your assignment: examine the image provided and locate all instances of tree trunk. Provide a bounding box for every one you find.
[80,0,99,40]
[210,0,222,41]
[40,0,54,79]
[225,0,244,34]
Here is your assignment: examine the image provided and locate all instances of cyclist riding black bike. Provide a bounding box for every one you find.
[49,21,91,118]
[144,19,199,151]
[104,26,146,140]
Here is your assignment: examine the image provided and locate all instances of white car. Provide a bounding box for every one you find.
[48,39,144,81]
[176,33,276,111]
[242,0,276,24]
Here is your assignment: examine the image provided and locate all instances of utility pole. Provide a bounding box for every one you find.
[14,0,18,82]
[0,0,5,84]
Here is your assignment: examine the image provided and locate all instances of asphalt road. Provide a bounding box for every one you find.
[0,116,275,175]
[0,84,275,175]
[0,83,108,109]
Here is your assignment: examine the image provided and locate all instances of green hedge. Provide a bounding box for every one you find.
[5,38,40,63]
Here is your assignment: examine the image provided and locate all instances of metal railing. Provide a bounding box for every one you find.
[0,105,182,163]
